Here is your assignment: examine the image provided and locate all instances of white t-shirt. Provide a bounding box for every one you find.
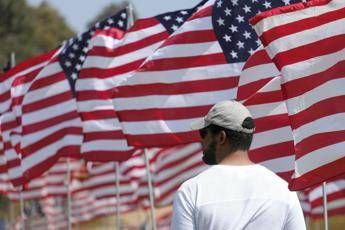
[171,164,305,230]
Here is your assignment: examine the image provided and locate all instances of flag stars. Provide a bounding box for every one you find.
[224,8,232,16]
[230,50,238,59]
[256,39,262,46]
[248,48,255,55]
[164,15,172,21]
[217,17,225,26]
[236,15,244,23]
[175,17,184,23]
[217,0,223,8]
[243,31,252,39]
[68,53,75,59]
[79,55,86,62]
[121,13,127,19]
[72,44,79,50]
[263,1,272,9]
[82,47,89,53]
[229,24,238,33]
[243,5,251,13]
[107,18,114,25]
[71,73,78,80]
[117,20,124,27]
[171,24,179,31]
[223,34,231,42]
[95,22,100,28]
[65,61,72,67]
[236,41,245,49]
[180,10,188,15]
[75,64,82,71]
[231,0,238,6]
[283,0,291,5]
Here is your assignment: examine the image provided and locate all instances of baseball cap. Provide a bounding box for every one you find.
[190,100,254,133]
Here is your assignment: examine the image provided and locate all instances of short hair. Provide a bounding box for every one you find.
[207,117,255,152]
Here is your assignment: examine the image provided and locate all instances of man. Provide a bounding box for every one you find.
[171,100,305,230]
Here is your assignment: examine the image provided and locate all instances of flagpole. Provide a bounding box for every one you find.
[126,3,135,29]
[19,187,25,230]
[115,162,121,230]
[322,182,328,230]
[66,158,72,230]
[144,149,157,230]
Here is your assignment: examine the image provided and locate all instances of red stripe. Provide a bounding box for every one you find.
[83,150,134,162]
[80,110,118,121]
[125,131,200,147]
[23,91,74,113]
[289,157,345,191]
[0,91,10,103]
[295,130,345,158]
[11,68,41,87]
[128,17,160,32]
[310,190,345,207]
[260,6,345,46]
[250,0,332,26]
[26,70,64,91]
[254,114,291,133]
[155,149,201,172]
[273,34,345,70]
[89,31,168,57]
[23,111,79,134]
[0,49,56,82]
[290,96,345,130]
[83,130,127,141]
[93,27,125,39]
[249,141,294,163]
[282,60,345,98]
[118,105,213,122]
[243,90,283,106]
[243,49,272,69]
[139,52,227,71]
[188,5,212,21]
[77,89,113,101]
[161,30,216,48]
[21,127,82,157]
[79,58,145,79]
[116,76,239,98]
[276,171,294,183]
[311,207,345,219]
[238,77,275,101]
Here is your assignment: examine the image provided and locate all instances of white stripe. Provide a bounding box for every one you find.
[115,88,237,111]
[267,18,345,58]
[293,113,345,144]
[281,46,345,83]
[254,0,345,37]
[247,101,287,119]
[82,140,132,152]
[123,22,165,44]
[83,119,122,132]
[259,155,295,173]
[251,126,293,150]
[286,78,345,115]
[312,198,345,214]
[295,141,345,176]
[239,63,280,86]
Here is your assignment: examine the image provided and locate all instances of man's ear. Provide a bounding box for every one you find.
[218,130,227,145]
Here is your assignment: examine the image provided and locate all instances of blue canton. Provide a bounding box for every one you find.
[156,0,208,34]
[213,0,303,63]
[59,9,128,95]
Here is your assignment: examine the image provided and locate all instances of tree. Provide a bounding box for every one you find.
[0,0,74,67]
[87,2,136,28]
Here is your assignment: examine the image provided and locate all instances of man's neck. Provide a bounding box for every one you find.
[219,150,254,166]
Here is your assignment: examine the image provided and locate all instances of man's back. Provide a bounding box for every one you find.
[171,164,305,230]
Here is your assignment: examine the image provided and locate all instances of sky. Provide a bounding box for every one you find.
[27,0,201,33]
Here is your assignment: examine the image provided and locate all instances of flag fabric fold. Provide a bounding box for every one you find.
[251,0,345,190]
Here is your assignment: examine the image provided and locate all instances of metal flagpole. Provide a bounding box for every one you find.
[144,149,157,230]
[19,187,25,230]
[126,3,135,29]
[67,158,72,230]
[115,162,121,230]
[322,182,328,230]
[10,52,25,230]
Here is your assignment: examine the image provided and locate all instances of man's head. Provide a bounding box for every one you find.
[191,101,255,165]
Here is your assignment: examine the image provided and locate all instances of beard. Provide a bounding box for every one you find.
[202,139,217,165]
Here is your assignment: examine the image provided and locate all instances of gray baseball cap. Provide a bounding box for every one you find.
[191,100,254,133]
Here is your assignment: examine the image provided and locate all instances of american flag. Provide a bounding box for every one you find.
[299,178,345,219]
[76,2,206,161]
[113,0,301,147]
[251,0,345,190]
[238,47,295,182]
[0,50,57,186]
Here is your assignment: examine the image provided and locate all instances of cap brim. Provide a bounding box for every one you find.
[190,118,207,130]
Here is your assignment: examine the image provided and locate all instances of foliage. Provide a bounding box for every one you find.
[0,0,74,68]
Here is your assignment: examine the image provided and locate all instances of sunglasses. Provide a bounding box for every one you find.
[199,128,208,139]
